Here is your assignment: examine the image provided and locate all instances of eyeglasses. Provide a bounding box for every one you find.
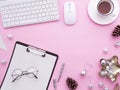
[11,67,39,82]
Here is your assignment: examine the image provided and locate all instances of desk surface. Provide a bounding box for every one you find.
[0,0,120,90]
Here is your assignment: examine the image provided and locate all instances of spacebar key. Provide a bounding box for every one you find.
[19,19,39,25]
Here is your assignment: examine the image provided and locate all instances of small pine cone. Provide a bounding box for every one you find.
[112,25,120,37]
[66,77,78,90]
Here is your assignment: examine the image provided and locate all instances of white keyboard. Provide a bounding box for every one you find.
[0,0,60,28]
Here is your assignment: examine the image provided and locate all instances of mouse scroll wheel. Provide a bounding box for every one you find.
[68,3,71,8]
[68,3,71,13]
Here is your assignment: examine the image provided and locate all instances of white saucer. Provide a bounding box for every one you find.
[88,0,120,25]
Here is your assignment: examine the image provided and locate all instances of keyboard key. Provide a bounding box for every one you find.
[6,18,10,22]
[35,2,39,5]
[1,10,7,14]
[46,16,50,21]
[38,14,41,17]
[15,21,20,25]
[38,6,41,9]
[20,18,38,25]
[50,16,54,20]
[42,13,45,17]
[46,4,49,8]
[42,5,45,8]
[11,22,15,26]
[55,15,59,19]
[46,12,49,16]
[43,1,47,4]
[3,23,8,27]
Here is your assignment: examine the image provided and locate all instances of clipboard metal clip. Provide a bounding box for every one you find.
[26,46,46,57]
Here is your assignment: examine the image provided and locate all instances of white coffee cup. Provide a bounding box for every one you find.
[97,0,114,16]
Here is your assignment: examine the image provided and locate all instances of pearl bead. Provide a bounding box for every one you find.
[106,66,110,71]
[1,60,7,65]
[109,62,112,66]
[98,82,104,87]
[101,60,106,65]
[104,87,109,90]
[7,34,13,39]
[100,70,107,76]
[100,71,104,76]
[88,84,93,89]
[104,71,108,75]
[80,70,86,76]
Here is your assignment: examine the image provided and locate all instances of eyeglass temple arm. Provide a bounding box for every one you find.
[12,72,38,82]
[12,74,22,82]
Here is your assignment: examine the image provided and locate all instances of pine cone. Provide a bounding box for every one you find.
[112,25,120,37]
[66,77,78,90]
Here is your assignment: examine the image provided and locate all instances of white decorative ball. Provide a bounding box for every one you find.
[7,34,13,39]
[114,41,120,47]
[88,84,93,89]
[106,66,110,71]
[98,82,104,87]
[81,70,86,76]
[1,60,7,65]
[104,87,109,90]
[104,70,108,75]
[103,48,109,53]
[101,60,106,65]
[100,71,106,76]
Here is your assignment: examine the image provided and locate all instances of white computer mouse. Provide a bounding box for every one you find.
[64,1,76,25]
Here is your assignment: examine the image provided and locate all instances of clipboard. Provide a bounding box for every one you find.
[0,42,58,90]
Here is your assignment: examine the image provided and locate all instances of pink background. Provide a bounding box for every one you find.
[0,0,120,90]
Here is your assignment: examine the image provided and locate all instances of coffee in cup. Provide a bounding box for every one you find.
[97,0,114,16]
